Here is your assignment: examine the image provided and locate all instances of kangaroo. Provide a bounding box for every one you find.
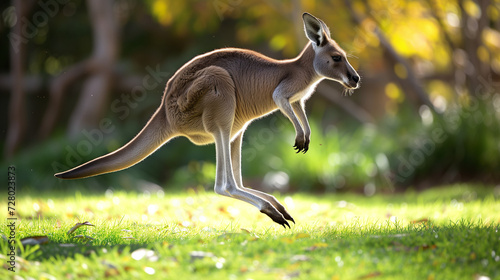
[55,13,360,228]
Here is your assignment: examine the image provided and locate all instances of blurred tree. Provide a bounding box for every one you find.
[4,0,33,158]
[39,0,119,140]
[2,0,499,177]
[66,0,119,138]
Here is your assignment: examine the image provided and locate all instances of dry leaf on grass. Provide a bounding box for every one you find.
[290,254,310,263]
[190,251,216,262]
[390,241,437,252]
[67,221,95,235]
[295,233,311,239]
[122,236,136,240]
[20,236,49,246]
[131,248,159,261]
[411,218,430,224]
[73,235,94,241]
[305,242,328,251]
[101,261,120,277]
[359,271,382,279]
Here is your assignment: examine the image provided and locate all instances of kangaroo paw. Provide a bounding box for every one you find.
[260,204,291,229]
[273,202,295,224]
[243,187,295,224]
[293,138,309,154]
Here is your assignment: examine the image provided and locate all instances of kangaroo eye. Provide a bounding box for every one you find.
[332,56,342,62]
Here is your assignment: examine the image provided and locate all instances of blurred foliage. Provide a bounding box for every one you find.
[1,0,500,193]
[6,92,499,194]
[392,93,500,185]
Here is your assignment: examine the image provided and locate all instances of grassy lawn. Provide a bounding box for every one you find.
[1,184,500,279]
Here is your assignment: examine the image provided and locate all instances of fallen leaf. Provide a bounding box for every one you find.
[102,261,120,277]
[290,255,310,263]
[144,266,155,275]
[202,227,216,232]
[105,268,120,277]
[131,248,158,261]
[59,244,77,247]
[411,218,430,224]
[359,271,382,279]
[67,221,94,235]
[305,242,328,251]
[370,233,408,239]
[286,271,301,279]
[241,228,260,239]
[217,232,242,240]
[295,233,310,239]
[281,237,295,244]
[178,221,193,228]
[420,244,437,251]
[20,236,49,246]
[190,251,215,262]
[73,235,94,241]
[390,242,437,252]
[218,231,259,241]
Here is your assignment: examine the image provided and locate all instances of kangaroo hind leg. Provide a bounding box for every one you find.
[200,69,291,228]
[231,131,295,223]
[213,129,291,228]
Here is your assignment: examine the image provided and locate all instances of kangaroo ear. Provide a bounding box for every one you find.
[302,13,330,47]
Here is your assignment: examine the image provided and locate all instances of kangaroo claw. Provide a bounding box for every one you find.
[261,206,292,229]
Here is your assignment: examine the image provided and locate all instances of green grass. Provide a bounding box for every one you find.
[2,185,500,279]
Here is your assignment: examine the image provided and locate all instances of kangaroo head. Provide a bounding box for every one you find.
[303,13,360,90]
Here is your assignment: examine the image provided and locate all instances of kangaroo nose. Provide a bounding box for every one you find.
[352,75,359,83]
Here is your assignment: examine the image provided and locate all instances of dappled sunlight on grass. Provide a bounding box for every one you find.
[1,185,499,279]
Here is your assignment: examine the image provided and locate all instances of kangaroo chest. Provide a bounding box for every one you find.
[289,78,323,103]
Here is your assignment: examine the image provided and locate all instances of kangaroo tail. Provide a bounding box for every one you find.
[55,106,173,179]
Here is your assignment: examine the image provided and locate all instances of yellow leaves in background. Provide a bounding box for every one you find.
[149,0,219,33]
[394,63,407,79]
[487,4,500,21]
[482,28,500,49]
[385,82,404,114]
[389,19,439,61]
[482,28,500,73]
[360,19,380,48]
[427,80,454,103]
[477,46,489,63]
[302,0,316,13]
[385,83,404,103]
[352,0,454,74]
[270,34,288,52]
[463,0,481,18]
[151,0,172,26]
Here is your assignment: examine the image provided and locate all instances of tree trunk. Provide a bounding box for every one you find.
[38,59,97,139]
[459,0,491,96]
[5,0,28,158]
[67,0,119,139]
